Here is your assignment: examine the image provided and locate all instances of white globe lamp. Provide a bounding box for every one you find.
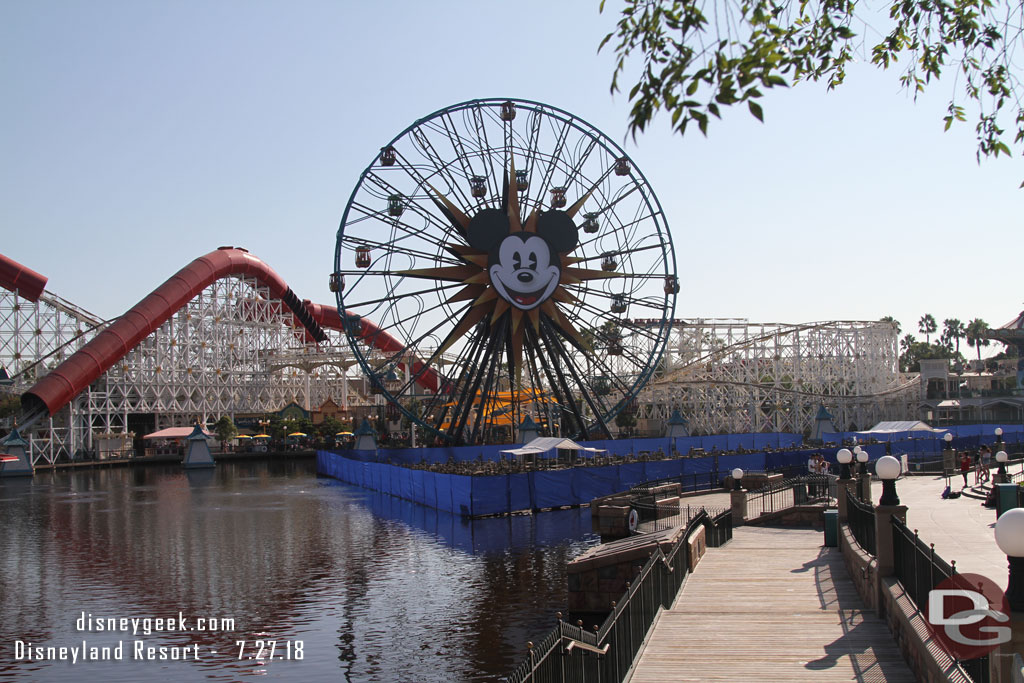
[876,455,902,506]
[995,508,1024,611]
[836,448,853,479]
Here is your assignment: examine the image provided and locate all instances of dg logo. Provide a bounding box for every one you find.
[927,572,1011,660]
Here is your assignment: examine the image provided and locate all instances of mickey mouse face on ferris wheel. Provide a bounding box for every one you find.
[466,207,579,311]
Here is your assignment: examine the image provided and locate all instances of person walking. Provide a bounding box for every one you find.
[960,452,972,489]
[979,445,992,485]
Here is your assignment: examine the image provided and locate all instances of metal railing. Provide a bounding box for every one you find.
[845,489,876,555]
[633,501,731,534]
[629,469,727,495]
[745,474,837,518]
[891,516,987,682]
[505,509,732,683]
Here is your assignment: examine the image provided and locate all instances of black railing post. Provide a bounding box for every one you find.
[624,581,632,660]
[911,529,920,606]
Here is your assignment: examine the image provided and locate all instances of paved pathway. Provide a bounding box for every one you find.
[866,472,1015,590]
[628,526,915,682]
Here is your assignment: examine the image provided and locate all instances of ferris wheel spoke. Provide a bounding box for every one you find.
[345,282,466,312]
[561,137,602,195]
[535,319,594,439]
[346,201,461,255]
[410,125,477,209]
[521,326,564,435]
[437,113,489,199]
[447,319,499,443]
[542,318,614,439]
[533,116,573,199]
[468,103,502,200]
[467,321,507,444]
[360,171,468,238]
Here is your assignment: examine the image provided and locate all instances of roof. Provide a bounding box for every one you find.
[667,409,688,425]
[500,437,608,457]
[866,420,937,432]
[143,426,213,440]
[999,310,1024,330]
[1,427,28,447]
[354,418,376,436]
[815,405,835,420]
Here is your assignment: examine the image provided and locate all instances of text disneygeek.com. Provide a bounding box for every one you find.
[10,611,245,663]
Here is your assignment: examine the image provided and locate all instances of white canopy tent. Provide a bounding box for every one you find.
[866,420,945,433]
[143,426,213,440]
[500,437,607,459]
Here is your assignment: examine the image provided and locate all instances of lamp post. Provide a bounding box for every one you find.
[942,431,956,479]
[853,446,865,473]
[994,508,1024,612]
[729,467,747,524]
[997,450,1009,480]
[836,448,856,522]
[837,448,853,480]
[876,455,901,506]
[856,448,870,501]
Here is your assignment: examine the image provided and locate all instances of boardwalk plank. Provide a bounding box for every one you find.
[628,526,915,682]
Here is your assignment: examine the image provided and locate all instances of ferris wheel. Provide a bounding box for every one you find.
[333,98,676,445]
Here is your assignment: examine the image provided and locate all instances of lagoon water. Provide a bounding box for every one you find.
[0,459,599,682]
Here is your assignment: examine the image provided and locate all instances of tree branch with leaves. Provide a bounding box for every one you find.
[599,0,1024,184]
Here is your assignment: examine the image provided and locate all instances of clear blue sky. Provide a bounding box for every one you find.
[2,1,1020,352]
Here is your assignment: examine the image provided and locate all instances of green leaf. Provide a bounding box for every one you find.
[748,100,764,122]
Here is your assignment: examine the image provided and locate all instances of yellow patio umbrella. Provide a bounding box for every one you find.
[287,432,307,437]
[252,434,271,439]
[336,431,353,436]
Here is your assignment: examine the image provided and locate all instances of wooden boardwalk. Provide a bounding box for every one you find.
[629,526,915,682]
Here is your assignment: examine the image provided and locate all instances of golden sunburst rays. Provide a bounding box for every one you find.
[399,154,617,386]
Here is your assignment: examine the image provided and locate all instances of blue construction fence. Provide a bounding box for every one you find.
[319,448,820,517]
[823,423,1024,458]
[336,486,596,555]
[343,432,805,467]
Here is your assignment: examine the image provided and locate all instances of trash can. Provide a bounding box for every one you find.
[996,483,1018,518]
[823,509,838,547]
[794,483,807,505]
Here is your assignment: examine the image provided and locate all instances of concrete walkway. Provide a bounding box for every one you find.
[866,472,1015,590]
[628,526,915,682]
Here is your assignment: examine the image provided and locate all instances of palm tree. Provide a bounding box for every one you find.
[966,318,991,365]
[918,314,937,344]
[942,318,966,355]
[881,316,901,336]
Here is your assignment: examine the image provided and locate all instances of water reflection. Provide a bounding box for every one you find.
[0,460,598,682]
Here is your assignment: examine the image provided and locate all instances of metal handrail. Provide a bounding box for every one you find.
[745,474,837,518]
[891,516,988,682]
[845,489,876,555]
[504,508,732,683]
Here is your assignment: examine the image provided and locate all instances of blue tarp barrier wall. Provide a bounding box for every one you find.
[321,447,817,517]
[350,432,806,466]
[317,426,1022,517]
